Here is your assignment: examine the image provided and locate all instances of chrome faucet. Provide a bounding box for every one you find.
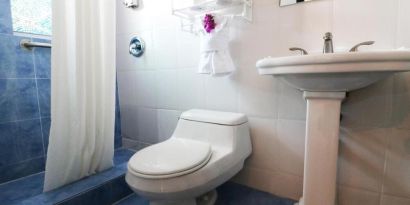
[323,32,334,53]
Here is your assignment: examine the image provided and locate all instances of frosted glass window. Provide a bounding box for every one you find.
[10,0,52,36]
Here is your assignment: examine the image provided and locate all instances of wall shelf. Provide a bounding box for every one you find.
[172,0,252,33]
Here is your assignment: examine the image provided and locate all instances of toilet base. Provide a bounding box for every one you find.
[150,190,217,205]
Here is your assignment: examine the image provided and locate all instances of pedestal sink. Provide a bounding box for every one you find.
[256,51,410,205]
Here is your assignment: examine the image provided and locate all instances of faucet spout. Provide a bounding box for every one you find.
[323,32,334,53]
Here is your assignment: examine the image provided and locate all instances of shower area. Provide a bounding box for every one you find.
[0,0,133,204]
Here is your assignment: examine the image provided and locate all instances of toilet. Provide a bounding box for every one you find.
[125,109,252,205]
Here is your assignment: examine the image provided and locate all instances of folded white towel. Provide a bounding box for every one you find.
[198,16,235,76]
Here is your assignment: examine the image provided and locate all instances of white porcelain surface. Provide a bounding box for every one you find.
[257,51,410,92]
[180,109,248,126]
[126,110,252,204]
[129,138,212,176]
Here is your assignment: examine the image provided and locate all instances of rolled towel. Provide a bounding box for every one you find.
[198,16,235,76]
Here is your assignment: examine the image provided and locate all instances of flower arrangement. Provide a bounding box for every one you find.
[203,14,216,33]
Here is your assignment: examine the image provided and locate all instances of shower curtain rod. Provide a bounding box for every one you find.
[20,39,52,50]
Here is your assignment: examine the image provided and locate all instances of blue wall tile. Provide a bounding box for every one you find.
[0,157,45,184]
[37,79,50,117]
[0,119,44,166]
[0,0,12,34]
[41,117,51,154]
[0,34,35,78]
[34,39,51,79]
[0,79,40,123]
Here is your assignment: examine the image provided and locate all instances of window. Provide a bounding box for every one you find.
[10,0,52,36]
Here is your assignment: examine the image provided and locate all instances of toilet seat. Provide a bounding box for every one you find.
[128,138,212,179]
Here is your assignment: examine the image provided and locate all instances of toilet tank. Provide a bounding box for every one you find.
[172,110,251,155]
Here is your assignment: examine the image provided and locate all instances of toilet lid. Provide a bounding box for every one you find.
[128,138,212,178]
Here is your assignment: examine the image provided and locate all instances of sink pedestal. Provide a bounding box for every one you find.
[297,91,346,205]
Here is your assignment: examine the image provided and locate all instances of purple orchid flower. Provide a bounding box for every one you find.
[204,14,216,33]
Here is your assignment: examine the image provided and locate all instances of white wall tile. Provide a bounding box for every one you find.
[152,28,178,69]
[204,74,239,112]
[270,172,303,201]
[392,73,410,129]
[137,107,158,144]
[277,0,334,53]
[277,81,307,120]
[337,186,380,205]
[381,194,410,205]
[341,77,393,127]
[135,71,157,107]
[177,68,206,110]
[333,0,398,50]
[397,0,410,48]
[246,117,280,172]
[384,128,410,198]
[156,70,179,109]
[157,109,181,142]
[177,30,200,69]
[117,71,136,107]
[238,65,279,118]
[277,119,306,176]
[119,104,138,139]
[233,167,275,193]
[338,124,389,192]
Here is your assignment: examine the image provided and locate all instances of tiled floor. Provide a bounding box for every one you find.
[0,148,135,205]
[115,182,296,205]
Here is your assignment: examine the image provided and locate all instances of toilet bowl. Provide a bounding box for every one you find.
[126,109,252,205]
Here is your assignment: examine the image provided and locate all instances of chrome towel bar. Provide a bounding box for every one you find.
[20,39,52,50]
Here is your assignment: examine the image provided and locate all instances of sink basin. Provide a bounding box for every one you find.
[256,50,410,205]
[257,51,410,92]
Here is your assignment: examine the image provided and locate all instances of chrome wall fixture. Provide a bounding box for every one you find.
[123,0,139,8]
[129,36,145,57]
[20,39,52,50]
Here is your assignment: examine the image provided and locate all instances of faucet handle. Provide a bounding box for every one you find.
[290,47,309,55]
[349,41,375,52]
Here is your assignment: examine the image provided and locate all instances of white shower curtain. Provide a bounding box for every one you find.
[44,0,116,192]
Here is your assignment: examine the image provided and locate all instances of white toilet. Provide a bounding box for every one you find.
[126,109,252,205]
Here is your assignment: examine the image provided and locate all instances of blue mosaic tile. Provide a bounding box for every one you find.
[0,173,44,204]
[0,0,12,34]
[0,34,35,78]
[41,117,50,154]
[0,156,45,184]
[37,79,50,117]
[0,119,44,166]
[0,79,40,123]
[34,39,51,79]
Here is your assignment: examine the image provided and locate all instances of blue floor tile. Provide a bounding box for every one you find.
[116,182,296,205]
